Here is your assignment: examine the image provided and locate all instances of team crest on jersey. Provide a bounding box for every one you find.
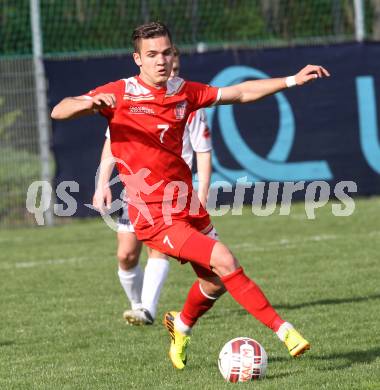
[174,101,187,120]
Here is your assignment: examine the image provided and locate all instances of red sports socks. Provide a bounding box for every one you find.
[179,267,284,333]
[180,280,216,327]
[221,267,284,332]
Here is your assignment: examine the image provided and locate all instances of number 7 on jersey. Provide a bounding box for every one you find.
[158,124,170,143]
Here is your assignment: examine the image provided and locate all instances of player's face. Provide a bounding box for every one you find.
[169,57,180,79]
[133,35,173,87]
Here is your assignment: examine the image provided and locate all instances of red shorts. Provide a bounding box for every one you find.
[128,201,217,277]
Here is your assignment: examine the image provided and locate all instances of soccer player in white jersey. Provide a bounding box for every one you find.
[92,46,216,325]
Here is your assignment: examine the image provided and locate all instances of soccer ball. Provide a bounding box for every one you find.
[218,337,268,383]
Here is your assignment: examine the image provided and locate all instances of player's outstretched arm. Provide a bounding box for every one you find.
[218,64,330,105]
[92,137,115,213]
[51,93,116,120]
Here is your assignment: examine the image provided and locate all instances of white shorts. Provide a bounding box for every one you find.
[117,204,135,233]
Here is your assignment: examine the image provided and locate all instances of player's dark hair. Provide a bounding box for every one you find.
[132,22,172,53]
[173,45,180,57]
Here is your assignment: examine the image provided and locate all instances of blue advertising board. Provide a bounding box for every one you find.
[45,43,380,216]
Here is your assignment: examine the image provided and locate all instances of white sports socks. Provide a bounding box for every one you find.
[118,265,143,310]
[141,258,170,318]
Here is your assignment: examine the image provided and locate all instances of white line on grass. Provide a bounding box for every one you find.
[229,230,380,252]
[2,232,379,268]
[0,257,87,270]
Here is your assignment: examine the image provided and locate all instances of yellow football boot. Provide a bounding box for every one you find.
[284,328,310,357]
[163,311,191,369]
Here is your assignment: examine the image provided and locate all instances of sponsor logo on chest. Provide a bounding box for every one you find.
[129,106,155,115]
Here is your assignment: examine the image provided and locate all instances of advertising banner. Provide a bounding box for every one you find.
[45,43,380,216]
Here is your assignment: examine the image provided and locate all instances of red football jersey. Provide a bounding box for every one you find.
[86,76,219,206]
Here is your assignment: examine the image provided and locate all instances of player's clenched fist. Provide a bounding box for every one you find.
[92,93,116,109]
[294,64,330,86]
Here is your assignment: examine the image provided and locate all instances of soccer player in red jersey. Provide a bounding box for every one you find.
[52,21,330,369]
[92,46,216,326]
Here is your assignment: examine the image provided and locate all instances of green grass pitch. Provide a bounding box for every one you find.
[1,198,379,389]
